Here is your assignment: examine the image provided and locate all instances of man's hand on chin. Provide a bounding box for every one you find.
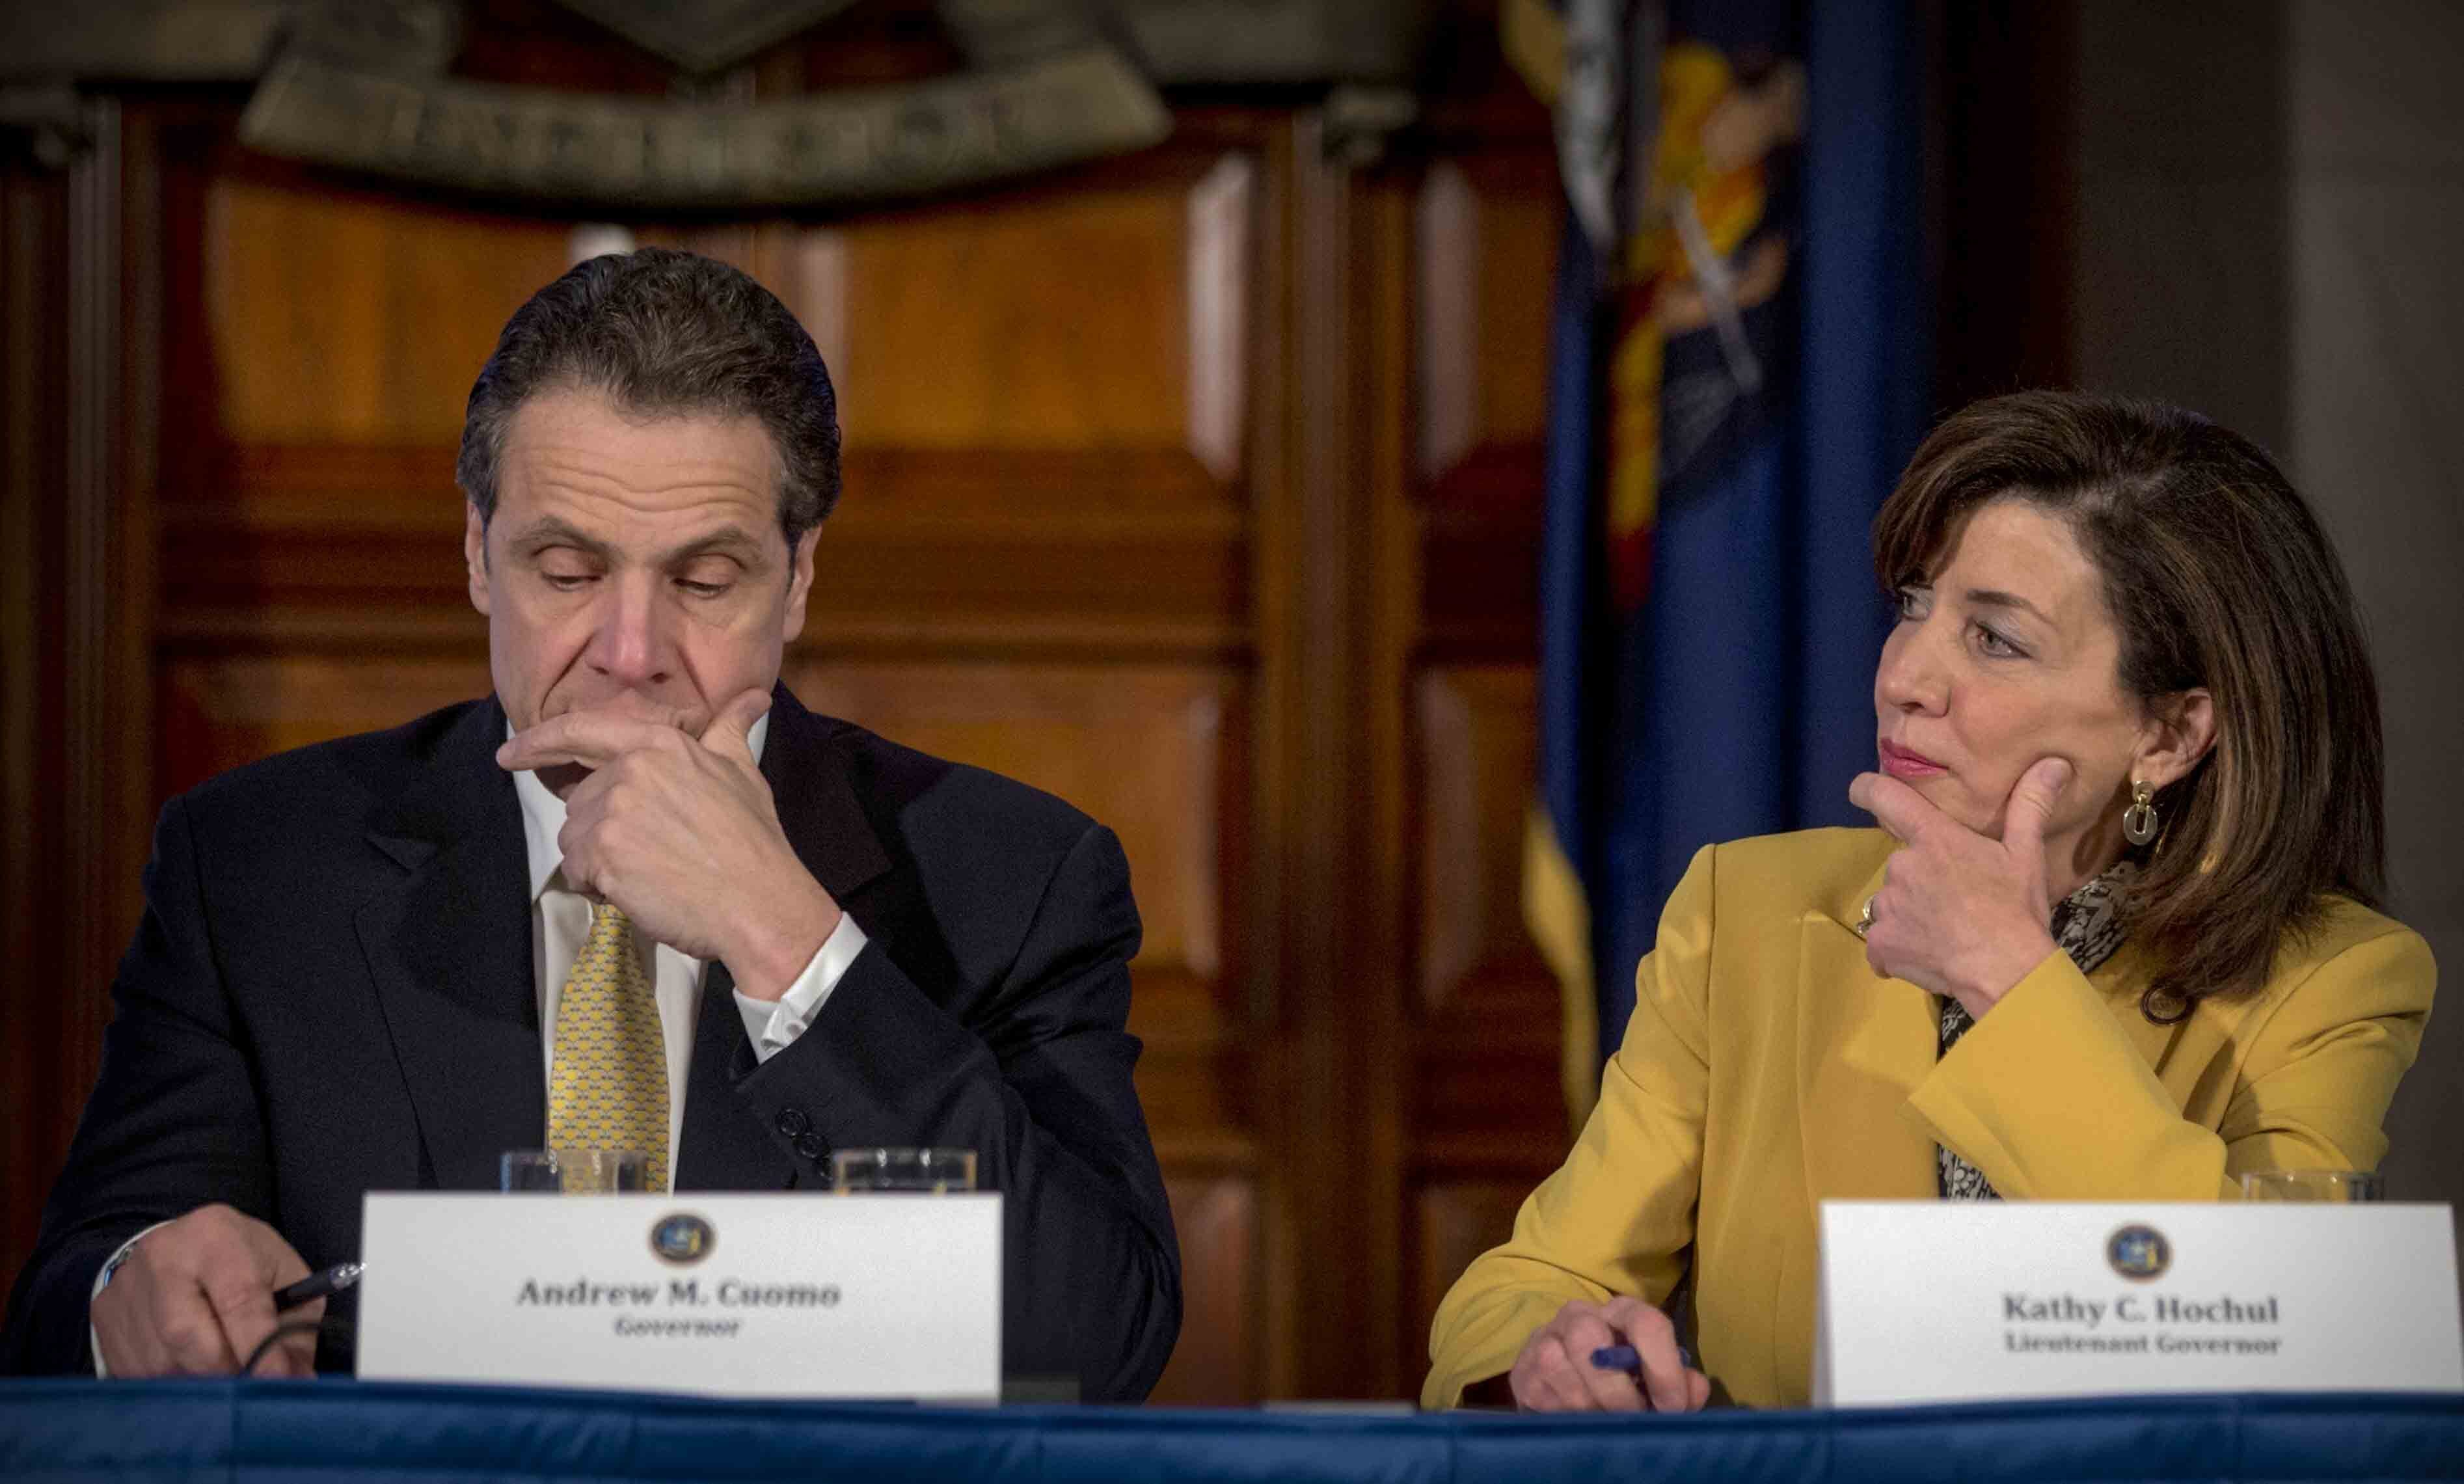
[496,687,841,999]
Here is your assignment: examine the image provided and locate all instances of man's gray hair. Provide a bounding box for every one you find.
[456,247,841,549]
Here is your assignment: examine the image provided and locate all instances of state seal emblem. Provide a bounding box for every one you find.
[2106,1223,2172,1281]
[650,1212,716,1265]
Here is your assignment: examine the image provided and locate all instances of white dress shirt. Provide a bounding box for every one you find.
[91,709,867,1373]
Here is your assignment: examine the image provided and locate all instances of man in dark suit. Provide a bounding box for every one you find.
[0,248,1181,1401]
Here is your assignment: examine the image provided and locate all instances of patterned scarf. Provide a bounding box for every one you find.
[1936,863,2135,1200]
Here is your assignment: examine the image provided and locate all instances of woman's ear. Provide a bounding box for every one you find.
[2134,688,2216,789]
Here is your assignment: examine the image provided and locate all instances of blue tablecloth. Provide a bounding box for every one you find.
[3,1380,2460,1481]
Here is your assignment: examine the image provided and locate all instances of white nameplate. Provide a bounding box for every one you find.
[356,1192,1002,1400]
[1811,1201,2463,1406]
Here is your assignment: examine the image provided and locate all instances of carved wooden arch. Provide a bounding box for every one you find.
[234,0,1171,208]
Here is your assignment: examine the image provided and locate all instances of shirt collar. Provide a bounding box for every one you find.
[508,712,772,903]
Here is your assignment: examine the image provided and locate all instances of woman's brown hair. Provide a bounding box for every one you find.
[1871,390,2386,1021]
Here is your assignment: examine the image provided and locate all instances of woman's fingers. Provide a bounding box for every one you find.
[1541,1336,1607,1410]
[1513,1302,1641,1411]
[1515,1334,1596,1410]
[1847,755,2068,1008]
[1556,1306,1645,1410]
[1571,1349,1647,1412]
[1604,1297,1697,1412]
[1848,770,1951,846]
[1511,1298,1713,1414]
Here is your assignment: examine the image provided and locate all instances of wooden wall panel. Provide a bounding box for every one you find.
[1411,1181,1539,1355]
[1409,663,1560,1158]
[782,660,1236,995]
[203,181,570,446]
[804,446,1244,654]
[1412,666,1545,1017]
[1150,1175,1259,1405]
[2,128,86,1302]
[1398,116,1565,1390]
[1414,160,1555,483]
[837,193,1191,450]
[159,446,468,645]
[1412,155,1558,664]
[657,158,1253,466]
[158,655,491,794]
[0,100,161,1299]
[169,157,1258,660]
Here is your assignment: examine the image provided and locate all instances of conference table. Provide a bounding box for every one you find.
[3,1379,2461,1481]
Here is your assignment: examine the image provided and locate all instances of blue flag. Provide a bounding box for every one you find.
[1521,0,1930,1113]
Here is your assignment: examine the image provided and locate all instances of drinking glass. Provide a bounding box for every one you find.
[2240,1168,2383,1202]
[500,1148,649,1193]
[831,1147,977,1193]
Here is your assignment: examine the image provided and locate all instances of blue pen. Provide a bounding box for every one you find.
[1590,1342,1698,1374]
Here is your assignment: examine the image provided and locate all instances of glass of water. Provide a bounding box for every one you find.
[500,1149,649,1194]
[830,1147,977,1193]
[2240,1169,2384,1202]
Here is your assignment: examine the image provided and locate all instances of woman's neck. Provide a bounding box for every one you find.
[2049,810,2130,904]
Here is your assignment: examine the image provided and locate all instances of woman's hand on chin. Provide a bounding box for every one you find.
[1848,757,2072,1019]
[1507,1297,1711,1412]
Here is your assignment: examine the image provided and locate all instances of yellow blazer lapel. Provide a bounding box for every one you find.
[1796,858,1938,1201]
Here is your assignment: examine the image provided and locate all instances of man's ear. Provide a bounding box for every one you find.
[2135,687,2216,790]
[779,526,819,644]
[464,502,493,617]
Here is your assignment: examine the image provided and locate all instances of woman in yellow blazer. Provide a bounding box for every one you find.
[1425,392,2435,1414]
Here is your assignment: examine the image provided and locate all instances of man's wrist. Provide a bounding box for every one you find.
[725,875,842,1002]
[735,912,870,1061]
[90,1221,170,1378]
[96,1235,144,1291]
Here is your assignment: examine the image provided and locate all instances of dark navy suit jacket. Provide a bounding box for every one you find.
[0,685,1182,1401]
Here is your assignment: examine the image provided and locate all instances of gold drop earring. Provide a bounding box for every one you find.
[2122,779,2161,846]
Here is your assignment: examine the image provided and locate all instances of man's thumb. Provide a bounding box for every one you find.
[699,687,772,760]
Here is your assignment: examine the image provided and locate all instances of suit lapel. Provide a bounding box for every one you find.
[357,699,543,1191]
[756,682,892,904]
[675,684,893,1189]
[1796,859,1938,1201]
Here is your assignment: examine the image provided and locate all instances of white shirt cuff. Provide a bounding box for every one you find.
[89,1221,173,1377]
[733,911,869,1064]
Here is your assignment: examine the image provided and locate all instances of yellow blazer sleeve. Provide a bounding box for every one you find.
[1905,921,2434,1199]
[1420,845,1716,1409]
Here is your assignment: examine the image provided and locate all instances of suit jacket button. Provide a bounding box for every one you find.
[792,1131,828,1162]
[774,1107,811,1137]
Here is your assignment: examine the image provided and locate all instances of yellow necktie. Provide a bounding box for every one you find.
[546,902,669,1193]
